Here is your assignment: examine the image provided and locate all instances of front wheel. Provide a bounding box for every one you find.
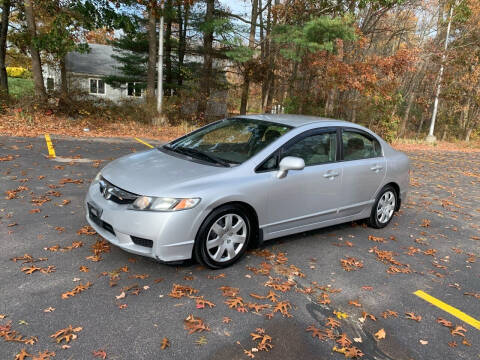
[368,186,397,229]
[194,205,252,269]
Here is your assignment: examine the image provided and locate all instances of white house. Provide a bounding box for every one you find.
[42,43,229,117]
[42,44,145,102]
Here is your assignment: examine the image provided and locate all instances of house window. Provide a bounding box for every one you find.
[127,82,142,97]
[46,78,54,91]
[90,79,105,95]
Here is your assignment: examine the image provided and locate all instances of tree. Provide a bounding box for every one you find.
[146,0,157,106]
[0,0,11,95]
[198,0,214,117]
[23,0,47,100]
[239,0,258,115]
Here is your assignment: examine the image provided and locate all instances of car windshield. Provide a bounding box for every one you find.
[164,118,292,165]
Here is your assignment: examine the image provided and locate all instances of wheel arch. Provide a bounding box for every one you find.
[192,201,261,259]
[383,182,401,210]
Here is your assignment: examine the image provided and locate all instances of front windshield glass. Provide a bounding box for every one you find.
[166,118,292,165]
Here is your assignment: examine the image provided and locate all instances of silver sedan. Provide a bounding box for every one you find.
[85,115,409,268]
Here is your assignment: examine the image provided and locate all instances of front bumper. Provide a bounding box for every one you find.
[85,182,201,262]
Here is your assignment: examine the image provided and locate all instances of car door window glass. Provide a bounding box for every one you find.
[342,131,382,160]
[283,132,336,166]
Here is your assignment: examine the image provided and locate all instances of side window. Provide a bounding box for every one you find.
[283,132,336,166]
[342,131,382,161]
[257,152,278,172]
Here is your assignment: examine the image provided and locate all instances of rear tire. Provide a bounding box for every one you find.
[194,205,252,269]
[368,185,397,229]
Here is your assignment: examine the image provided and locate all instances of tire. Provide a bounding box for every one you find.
[368,185,397,229]
[194,205,252,269]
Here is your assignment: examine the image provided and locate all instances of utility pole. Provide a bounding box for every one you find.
[157,0,164,115]
[426,1,456,143]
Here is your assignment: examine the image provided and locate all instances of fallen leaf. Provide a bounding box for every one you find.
[161,337,170,349]
[405,312,422,322]
[92,349,107,359]
[374,328,386,340]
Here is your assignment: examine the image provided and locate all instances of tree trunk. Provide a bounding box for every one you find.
[0,0,10,95]
[146,1,157,106]
[239,0,258,115]
[165,0,172,95]
[465,128,472,142]
[399,90,415,137]
[264,0,278,113]
[60,56,68,97]
[24,0,47,101]
[177,2,189,88]
[198,0,215,118]
[441,125,447,141]
[416,112,425,136]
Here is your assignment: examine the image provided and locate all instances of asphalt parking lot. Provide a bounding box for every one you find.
[0,135,479,360]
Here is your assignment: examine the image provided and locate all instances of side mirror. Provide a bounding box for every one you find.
[277,156,305,179]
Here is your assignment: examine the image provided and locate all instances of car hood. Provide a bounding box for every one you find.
[101,149,230,196]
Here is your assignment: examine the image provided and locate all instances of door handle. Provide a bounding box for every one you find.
[370,165,383,172]
[323,171,339,179]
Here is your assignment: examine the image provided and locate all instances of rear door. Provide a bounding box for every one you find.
[338,129,386,216]
[259,128,343,238]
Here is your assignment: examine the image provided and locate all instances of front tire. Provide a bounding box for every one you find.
[368,186,397,229]
[194,205,252,269]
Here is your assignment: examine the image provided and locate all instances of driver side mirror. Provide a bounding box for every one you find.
[276,156,305,179]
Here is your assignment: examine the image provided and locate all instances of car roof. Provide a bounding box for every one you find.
[235,114,352,128]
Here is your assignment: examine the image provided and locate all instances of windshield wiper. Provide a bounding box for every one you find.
[167,146,231,167]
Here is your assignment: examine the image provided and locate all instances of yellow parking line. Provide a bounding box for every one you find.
[44,134,56,158]
[134,137,154,149]
[414,290,480,330]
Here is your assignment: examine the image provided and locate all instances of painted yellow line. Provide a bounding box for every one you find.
[44,134,56,158]
[134,137,154,148]
[414,290,480,330]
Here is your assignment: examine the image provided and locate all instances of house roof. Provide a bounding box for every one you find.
[66,44,120,76]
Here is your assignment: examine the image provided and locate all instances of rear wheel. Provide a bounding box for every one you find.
[194,205,252,269]
[368,186,397,229]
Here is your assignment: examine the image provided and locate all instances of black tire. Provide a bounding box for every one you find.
[194,204,252,269]
[368,185,398,229]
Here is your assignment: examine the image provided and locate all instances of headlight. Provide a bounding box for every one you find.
[129,196,200,212]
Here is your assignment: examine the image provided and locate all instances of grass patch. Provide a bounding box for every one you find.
[8,77,34,98]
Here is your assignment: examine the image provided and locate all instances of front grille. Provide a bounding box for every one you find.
[99,177,138,204]
[131,236,153,248]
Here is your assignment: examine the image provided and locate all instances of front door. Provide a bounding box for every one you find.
[338,129,386,216]
[261,130,343,239]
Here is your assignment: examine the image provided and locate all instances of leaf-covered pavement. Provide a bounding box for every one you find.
[0,136,479,359]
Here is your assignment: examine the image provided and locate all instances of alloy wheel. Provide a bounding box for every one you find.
[376,190,396,224]
[206,213,247,262]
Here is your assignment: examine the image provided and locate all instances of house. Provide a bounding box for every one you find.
[42,43,228,117]
[42,44,145,102]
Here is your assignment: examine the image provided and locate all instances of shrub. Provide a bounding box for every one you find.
[6,67,31,79]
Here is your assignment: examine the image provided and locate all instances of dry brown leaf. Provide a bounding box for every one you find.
[183,315,209,334]
[160,337,170,349]
[405,312,422,322]
[374,328,386,340]
[92,350,107,359]
[50,325,82,344]
[15,349,32,360]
